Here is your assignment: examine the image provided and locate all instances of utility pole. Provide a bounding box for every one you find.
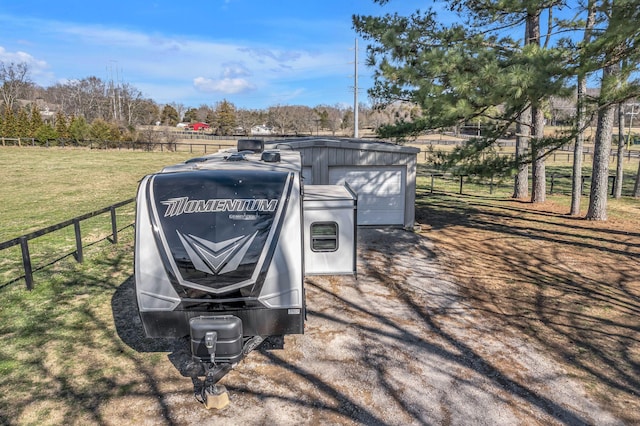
[354,38,359,139]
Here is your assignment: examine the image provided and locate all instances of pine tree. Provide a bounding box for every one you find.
[183,108,198,123]
[54,111,69,140]
[2,106,17,137]
[29,104,43,139]
[212,99,237,135]
[68,116,90,144]
[353,1,572,202]
[584,0,640,220]
[570,0,597,216]
[16,108,29,138]
[160,104,179,126]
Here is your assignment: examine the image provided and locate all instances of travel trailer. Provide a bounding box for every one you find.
[134,140,356,408]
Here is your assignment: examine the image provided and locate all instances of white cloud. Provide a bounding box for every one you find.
[222,63,251,78]
[0,46,48,70]
[193,76,255,94]
[0,46,53,83]
[0,13,357,107]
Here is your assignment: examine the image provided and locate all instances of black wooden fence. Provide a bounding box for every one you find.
[0,199,134,290]
[425,173,627,197]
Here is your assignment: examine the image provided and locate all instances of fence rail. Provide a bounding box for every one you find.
[424,172,632,197]
[0,198,135,290]
[415,145,640,163]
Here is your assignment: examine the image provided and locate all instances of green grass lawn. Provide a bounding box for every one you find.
[0,147,198,241]
[0,147,197,288]
[0,145,638,423]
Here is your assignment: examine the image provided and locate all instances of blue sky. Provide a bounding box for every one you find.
[0,0,431,110]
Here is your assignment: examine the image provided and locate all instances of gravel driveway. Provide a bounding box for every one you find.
[113,228,622,425]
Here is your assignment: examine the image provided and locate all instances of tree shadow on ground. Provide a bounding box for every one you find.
[414,193,640,424]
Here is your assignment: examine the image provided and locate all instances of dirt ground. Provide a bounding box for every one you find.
[106,226,628,425]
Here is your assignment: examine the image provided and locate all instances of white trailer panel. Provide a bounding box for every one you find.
[303,185,357,276]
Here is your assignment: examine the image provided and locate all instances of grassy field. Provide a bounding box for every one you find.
[0,145,639,424]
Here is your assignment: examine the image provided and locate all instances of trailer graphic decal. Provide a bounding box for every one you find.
[176,231,258,275]
[161,197,278,217]
[148,169,292,294]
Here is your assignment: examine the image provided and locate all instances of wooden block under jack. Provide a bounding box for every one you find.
[203,385,230,410]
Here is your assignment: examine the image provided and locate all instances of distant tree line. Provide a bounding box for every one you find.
[0,60,419,143]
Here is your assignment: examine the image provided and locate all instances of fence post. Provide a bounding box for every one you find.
[550,174,555,194]
[489,175,494,195]
[73,219,83,263]
[430,174,435,194]
[20,237,34,291]
[610,176,615,196]
[110,206,118,244]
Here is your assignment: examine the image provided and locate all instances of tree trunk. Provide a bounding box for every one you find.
[531,106,546,203]
[571,78,586,215]
[633,158,640,197]
[570,1,596,215]
[586,64,618,221]
[527,11,546,204]
[513,106,530,199]
[614,103,625,198]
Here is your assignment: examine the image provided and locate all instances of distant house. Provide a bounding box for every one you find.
[251,124,272,135]
[189,122,211,131]
[176,122,189,128]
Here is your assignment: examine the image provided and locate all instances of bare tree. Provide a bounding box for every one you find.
[315,104,345,136]
[236,108,266,135]
[267,104,291,135]
[287,105,316,135]
[120,83,145,126]
[169,102,186,122]
[0,61,31,111]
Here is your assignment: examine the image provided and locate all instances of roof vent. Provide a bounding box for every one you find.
[225,153,247,162]
[237,139,264,153]
[184,156,208,164]
[261,150,281,163]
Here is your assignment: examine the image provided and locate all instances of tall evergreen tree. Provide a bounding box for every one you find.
[584,0,640,220]
[570,0,597,215]
[2,106,17,137]
[29,104,43,138]
[183,108,198,123]
[353,1,572,202]
[68,115,90,144]
[212,99,237,136]
[16,108,29,138]
[54,111,69,140]
[160,104,179,126]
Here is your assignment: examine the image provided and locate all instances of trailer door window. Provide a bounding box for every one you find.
[311,222,338,252]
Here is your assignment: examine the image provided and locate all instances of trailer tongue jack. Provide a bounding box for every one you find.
[199,363,232,409]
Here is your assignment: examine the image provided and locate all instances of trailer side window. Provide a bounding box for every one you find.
[310,222,338,252]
